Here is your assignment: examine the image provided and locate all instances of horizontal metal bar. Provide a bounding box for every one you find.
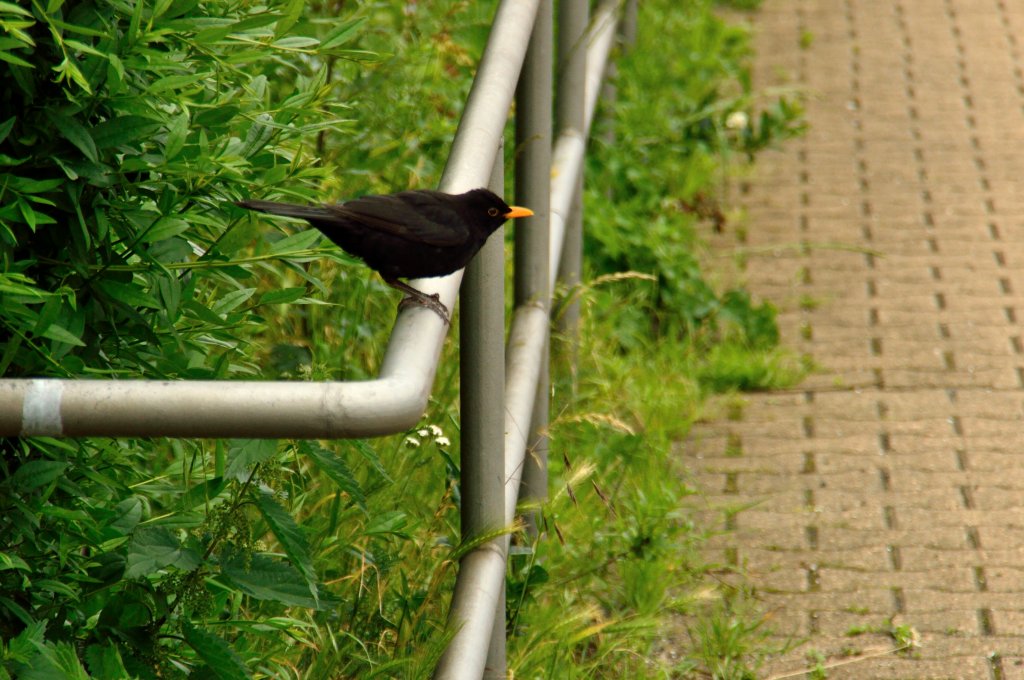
[0,377,426,439]
[0,0,541,441]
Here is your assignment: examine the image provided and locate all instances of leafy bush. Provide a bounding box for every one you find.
[0,1,369,676]
[584,0,804,349]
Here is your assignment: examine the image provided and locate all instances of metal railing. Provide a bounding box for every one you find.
[0,0,632,676]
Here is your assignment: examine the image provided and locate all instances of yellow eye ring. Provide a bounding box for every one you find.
[487,207,500,217]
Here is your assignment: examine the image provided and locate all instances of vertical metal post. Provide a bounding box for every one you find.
[482,152,507,680]
[515,0,553,537]
[556,0,588,348]
[622,0,638,48]
[441,147,507,680]
[600,0,633,201]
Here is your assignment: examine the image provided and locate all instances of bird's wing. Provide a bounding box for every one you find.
[330,193,470,247]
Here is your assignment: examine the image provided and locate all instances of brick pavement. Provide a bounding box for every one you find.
[685,0,1024,677]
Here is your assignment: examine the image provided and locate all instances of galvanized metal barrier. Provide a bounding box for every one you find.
[0,0,632,676]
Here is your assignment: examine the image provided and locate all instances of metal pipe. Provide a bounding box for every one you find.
[502,306,550,522]
[511,0,620,541]
[555,0,588,347]
[622,0,638,48]
[1,376,425,439]
[483,152,508,680]
[435,546,507,679]
[432,1,544,675]
[514,0,552,308]
[439,151,508,680]
[0,0,541,440]
[546,0,619,289]
[514,0,553,535]
[434,3,621,676]
[583,0,620,133]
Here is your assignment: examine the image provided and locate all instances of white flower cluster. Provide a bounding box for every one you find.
[725,110,749,130]
[404,423,451,448]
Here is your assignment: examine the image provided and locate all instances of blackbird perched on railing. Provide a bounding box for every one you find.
[237,188,533,324]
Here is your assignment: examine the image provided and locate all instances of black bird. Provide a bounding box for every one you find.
[236,188,533,323]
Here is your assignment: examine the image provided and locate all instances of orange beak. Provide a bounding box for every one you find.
[503,206,534,219]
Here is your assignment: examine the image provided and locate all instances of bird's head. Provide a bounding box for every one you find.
[459,188,534,234]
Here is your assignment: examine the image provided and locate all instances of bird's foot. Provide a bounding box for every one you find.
[398,291,451,325]
[384,278,451,325]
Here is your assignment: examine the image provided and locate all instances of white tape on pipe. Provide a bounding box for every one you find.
[21,379,64,436]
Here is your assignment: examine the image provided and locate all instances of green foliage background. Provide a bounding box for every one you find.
[0,0,803,677]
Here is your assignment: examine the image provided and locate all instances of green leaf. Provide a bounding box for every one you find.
[40,321,85,346]
[195,104,239,128]
[0,116,14,145]
[63,38,107,58]
[10,176,62,193]
[90,115,161,149]
[33,579,79,598]
[267,229,322,256]
[108,497,143,535]
[165,111,189,160]
[0,2,33,16]
[1,597,34,628]
[84,643,130,680]
[193,22,237,45]
[38,506,90,522]
[7,621,44,664]
[182,623,253,680]
[105,52,124,90]
[0,50,33,68]
[212,287,256,315]
[272,36,320,50]
[274,0,304,37]
[303,443,367,509]
[10,461,69,491]
[95,279,161,309]
[225,439,278,480]
[41,15,104,37]
[0,552,31,571]
[222,553,319,609]
[16,197,37,230]
[180,477,228,510]
[151,0,173,20]
[258,287,305,305]
[365,510,410,539]
[183,298,229,326]
[349,439,391,481]
[240,113,274,158]
[21,640,89,680]
[147,72,209,94]
[54,57,93,92]
[125,526,201,578]
[47,111,98,161]
[321,17,366,50]
[140,216,191,243]
[255,491,318,605]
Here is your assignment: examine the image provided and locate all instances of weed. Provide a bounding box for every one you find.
[806,649,828,679]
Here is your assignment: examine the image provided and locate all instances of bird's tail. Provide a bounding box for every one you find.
[235,199,332,221]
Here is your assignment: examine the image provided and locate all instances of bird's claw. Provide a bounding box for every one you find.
[398,292,451,325]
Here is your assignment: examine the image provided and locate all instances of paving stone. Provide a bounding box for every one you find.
[685,0,1024,674]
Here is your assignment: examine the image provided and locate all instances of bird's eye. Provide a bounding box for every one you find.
[487,207,500,217]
